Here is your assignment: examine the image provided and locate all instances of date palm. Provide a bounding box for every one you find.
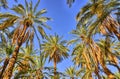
[0,0,51,78]
[70,26,117,79]
[76,0,120,39]
[16,46,36,72]
[14,47,54,79]
[41,34,69,79]
[65,66,79,79]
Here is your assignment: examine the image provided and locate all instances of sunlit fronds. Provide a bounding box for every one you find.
[35,9,47,17]
[11,4,25,15]
[0,17,18,30]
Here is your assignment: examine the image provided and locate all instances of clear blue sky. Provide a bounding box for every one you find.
[6,0,88,72]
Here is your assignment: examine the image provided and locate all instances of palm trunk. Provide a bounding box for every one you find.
[2,24,28,79]
[3,45,20,79]
[54,60,57,79]
[0,57,9,78]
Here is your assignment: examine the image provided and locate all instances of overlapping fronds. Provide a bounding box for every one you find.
[76,0,120,39]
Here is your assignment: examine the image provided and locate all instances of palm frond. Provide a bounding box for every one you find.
[35,9,47,17]
[0,17,18,30]
[33,0,40,13]
[11,4,25,16]
[37,26,46,39]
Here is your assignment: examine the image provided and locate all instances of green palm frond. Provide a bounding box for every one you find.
[11,4,25,15]
[81,69,93,79]
[0,13,17,19]
[29,0,33,14]
[38,26,47,39]
[33,0,40,13]
[76,3,91,21]
[0,17,18,30]
[25,0,28,12]
[0,0,8,8]
[39,17,51,22]
[35,9,47,17]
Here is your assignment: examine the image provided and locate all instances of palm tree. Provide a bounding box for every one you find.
[65,66,79,79]
[70,26,118,79]
[32,54,54,79]
[0,0,51,78]
[76,0,120,39]
[13,46,54,79]
[41,34,69,79]
[16,46,36,72]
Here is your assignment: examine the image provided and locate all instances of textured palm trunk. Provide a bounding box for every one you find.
[3,45,20,79]
[54,60,57,79]
[0,57,9,78]
[2,24,28,79]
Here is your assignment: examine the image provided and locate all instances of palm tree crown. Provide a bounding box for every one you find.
[0,0,51,46]
[41,34,69,63]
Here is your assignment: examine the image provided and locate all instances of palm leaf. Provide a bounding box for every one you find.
[76,3,91,21]
[33,0,40,13]
[29,0,33,14]
[39,17,51,22]
[11,4,25,15]
[0,17,18,30]
[25,0,28,12]
[67,39,79,46]
[0,0,8,8]
[0,13,18,19]
[35,9,47,17]
[37,26,46,38]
